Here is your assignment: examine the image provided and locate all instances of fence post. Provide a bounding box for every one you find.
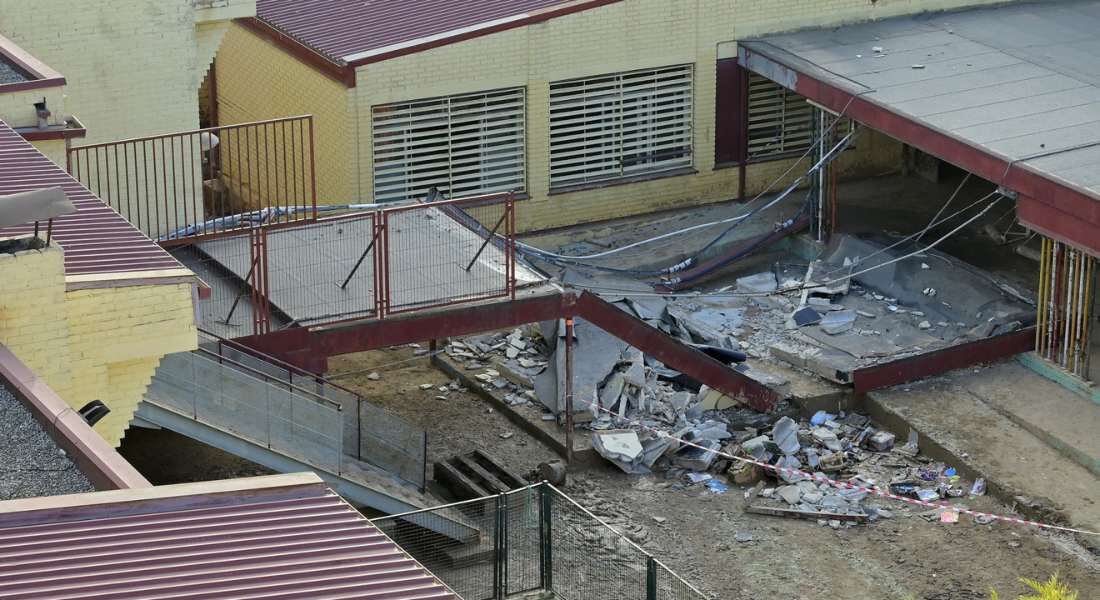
[539,484,553,592]
[646,556,657,600]
[499,492,510,599]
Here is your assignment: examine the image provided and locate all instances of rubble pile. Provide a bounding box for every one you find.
[445,327,547,406]
[731,410,986,527]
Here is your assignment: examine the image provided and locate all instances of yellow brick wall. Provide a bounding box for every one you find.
[0,0,213,144]
[213,0,1000,231]
[351,0,935,232]
[214,23,354,205]
[27,139,68,168]
[0,239,197,447]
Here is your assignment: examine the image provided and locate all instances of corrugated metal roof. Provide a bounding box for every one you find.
[741,0,1100,202]
[0,119,185,278]
[257,0,606,64]
[0,473,460,600]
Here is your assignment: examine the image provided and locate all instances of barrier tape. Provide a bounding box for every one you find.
[589,404,1100,537]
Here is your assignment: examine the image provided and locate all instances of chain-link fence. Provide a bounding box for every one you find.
[371,483,706,600]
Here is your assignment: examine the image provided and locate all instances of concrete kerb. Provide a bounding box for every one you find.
[431,352,601,468]
[859,390,1097,552]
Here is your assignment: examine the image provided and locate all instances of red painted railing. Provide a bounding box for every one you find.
[189,192,517,337]
[66,115,317,244]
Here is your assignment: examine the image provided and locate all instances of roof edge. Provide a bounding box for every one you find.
[0,473,328,527]
[0,32,66,94]
[0,344,150,492]
[236,17,356,88]
[345,0,623,68]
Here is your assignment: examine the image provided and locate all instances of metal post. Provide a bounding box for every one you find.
[564,317,575,465]
[492,493,504,600]
[646,556,658,600]
[340,224,383,290]
[539,484,553,592]
[465,210,509,272]
[500,492,509,598]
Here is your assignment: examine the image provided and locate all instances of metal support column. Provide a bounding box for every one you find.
[564,317,575,465]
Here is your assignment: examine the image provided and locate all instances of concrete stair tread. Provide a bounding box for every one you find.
[970,359,1100,463]
[867,361,1100,536]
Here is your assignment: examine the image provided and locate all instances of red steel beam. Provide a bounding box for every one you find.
[574,291,779,412]
[851,327,1036,394]
[238,288,781,411]
[738,45,1100,256]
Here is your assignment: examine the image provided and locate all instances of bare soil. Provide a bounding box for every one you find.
[328,348,1100,600]
[328,346,560,479]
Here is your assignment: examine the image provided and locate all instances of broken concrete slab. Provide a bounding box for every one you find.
[737,271,778,294]
[820,310,857,335]
[592,430,647,474]
[771,416,800,455]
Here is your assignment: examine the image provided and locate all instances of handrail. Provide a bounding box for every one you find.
[197,327,364,402]
[191,345,342,411]
[67,115,317,151]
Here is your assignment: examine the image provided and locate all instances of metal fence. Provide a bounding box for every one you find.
[371,483,706,600]
[148,350,345,475]
[66,115,317,242]
[175,192,517,337]
[196,328,428,490]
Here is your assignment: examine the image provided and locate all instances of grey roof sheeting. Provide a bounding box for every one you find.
[741,0,1100,201]
[0,383,94,501]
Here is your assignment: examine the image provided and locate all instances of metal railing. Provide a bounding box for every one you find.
[181,191,517,335]
[149,350,345,475]
[371,483,707,600]
[66,116,317,243]
[197,328,428,490]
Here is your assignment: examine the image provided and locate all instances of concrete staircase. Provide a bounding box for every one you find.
[137,342,475,540]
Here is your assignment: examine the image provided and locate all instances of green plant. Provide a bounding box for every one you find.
[990,573,1079,600]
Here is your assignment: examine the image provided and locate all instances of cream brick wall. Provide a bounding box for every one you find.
[216,23,354,204]
[0,0,224,144]
[0,84,66,130]
[730,0,1008,38]
[0,239,197,447]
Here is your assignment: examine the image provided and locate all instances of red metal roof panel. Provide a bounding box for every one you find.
[257,0,614,64]
[0,474,459,600]
[0,120,184,277]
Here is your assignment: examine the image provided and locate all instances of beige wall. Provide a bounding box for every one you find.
[0,0,247,145]
[215,23,355,205]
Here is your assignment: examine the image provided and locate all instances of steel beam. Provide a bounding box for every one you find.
[737,44,1100,257]
[851,327,1036,394]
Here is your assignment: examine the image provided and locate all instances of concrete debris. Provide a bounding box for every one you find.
[366,372,380,380]
[724,411,985,527]
[819,310,857,335]
[736,271,778,294]
[592,430,647,474]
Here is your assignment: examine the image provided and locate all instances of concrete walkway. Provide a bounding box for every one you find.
[866,358,1100,549]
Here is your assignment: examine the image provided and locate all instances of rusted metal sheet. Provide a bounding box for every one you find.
[0,474,458,600]
[851,327,1037,394]
[0,120,183,277]
[574,291,780,412]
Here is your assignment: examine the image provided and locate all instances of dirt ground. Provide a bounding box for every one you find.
[326,347,1100,600]
[328,346,560,479]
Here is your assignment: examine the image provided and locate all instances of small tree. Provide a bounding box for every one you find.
[991,573,1079,600]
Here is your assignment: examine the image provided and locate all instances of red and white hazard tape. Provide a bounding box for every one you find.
[591,405,1100,537]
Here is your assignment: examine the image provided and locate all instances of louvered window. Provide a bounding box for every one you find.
[372,88,526,203]
[747,74,815,159]
[549,65,693,189]
[746,74,856,160]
